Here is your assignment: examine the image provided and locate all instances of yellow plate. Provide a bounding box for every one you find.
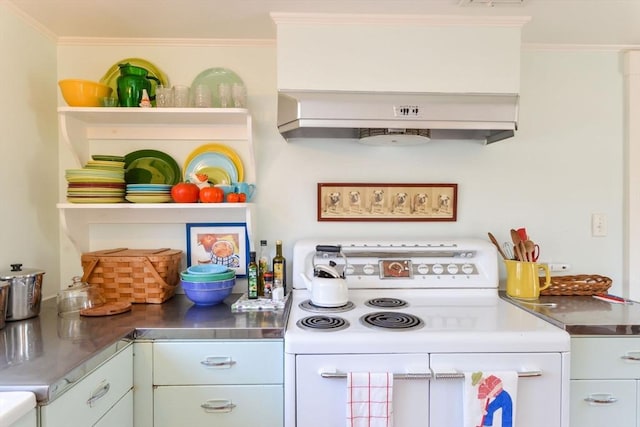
[183,143,244,182]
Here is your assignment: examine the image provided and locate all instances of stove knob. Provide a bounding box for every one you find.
[344,265,355,275]
[417,264,429,275]
[432,263,444,275]
[447,264,459,275]
[363,264,376,275]
[462,263,474,274]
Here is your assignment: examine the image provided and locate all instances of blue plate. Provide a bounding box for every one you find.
[184,152,238,183]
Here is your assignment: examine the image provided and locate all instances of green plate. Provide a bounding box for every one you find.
[190,68,244,108]
[124,149,181,185]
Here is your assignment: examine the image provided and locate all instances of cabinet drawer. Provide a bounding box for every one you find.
[40,344,133,427]
[570,380,637,427]
[93,389,133,427]
[571,337,640,379]
[153,340,283,385]
[154,384,283,427]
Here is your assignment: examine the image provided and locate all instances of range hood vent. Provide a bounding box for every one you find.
[278,90,519,145]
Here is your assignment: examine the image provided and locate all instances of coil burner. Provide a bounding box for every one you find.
[360,311,424,331]
[297,315,350,332]
[365,297,408,309]
[298,300,355,313]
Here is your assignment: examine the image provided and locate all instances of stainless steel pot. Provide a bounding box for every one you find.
[0,264,45,321]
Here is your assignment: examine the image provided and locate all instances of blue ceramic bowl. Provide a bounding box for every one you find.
[181,278,235,306]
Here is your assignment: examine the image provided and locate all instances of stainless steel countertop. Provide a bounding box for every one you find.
[500,291,640,335]
[0,294,289,403]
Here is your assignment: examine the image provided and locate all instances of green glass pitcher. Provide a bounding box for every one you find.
[116,63,160,107]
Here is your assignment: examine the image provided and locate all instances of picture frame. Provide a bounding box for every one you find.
[317,183,458,222]
[186,222,250,276]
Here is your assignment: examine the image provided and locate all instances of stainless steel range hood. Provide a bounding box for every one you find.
[277,90,519,145]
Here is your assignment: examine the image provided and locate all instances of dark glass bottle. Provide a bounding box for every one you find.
[247,251,258,299]
[258,240,270,297]
[272,240,287,294]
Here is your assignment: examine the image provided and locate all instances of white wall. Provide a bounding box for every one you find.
[54,40,627,295]
[0,4,60,298]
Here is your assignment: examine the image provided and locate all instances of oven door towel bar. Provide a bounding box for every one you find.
[319,370,542,380]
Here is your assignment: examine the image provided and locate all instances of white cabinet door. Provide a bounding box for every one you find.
[154,384,283,427]
[93,389,133,427]
[40,345,133,427]
[570,380,636,427]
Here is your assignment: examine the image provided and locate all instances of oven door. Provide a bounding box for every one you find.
[430,352,566,427]
[294,354,430,427]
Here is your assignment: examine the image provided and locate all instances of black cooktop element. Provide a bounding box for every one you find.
[365,297,408,309]
[297,315,350,332]
[360,311,424,330]
[298,300,355,313]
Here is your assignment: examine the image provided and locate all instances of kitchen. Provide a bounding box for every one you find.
[0,0,639,426]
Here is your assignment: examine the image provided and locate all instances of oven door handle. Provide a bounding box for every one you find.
[320,370,432,380]
[434,370,542,379]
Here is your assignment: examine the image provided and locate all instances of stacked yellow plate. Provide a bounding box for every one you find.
[65,155,126,203]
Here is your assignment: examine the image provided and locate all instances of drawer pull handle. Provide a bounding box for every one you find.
[201,399,237,413]
[621,354,640,362]
[201,356,236,368]
[86,381,110,407]
[584,394,618,405]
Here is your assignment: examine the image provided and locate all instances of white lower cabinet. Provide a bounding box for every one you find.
[94,389,133,427]
[39,343,133,427]
[152,340,284,427]
[570,337,640,427]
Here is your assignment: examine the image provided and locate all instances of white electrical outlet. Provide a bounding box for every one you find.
[548,263,571,272]
[591,213,607,237]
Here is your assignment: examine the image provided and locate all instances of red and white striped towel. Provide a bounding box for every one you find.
[346,372,394,427]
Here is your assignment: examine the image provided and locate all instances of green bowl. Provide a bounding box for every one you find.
[180,269,236,282]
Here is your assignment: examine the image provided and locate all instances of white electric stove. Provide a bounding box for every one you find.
[284,239,570,427]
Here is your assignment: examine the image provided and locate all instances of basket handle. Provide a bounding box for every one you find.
[81,258,100,282]
[142,258,172,290]
[148,248,170,254]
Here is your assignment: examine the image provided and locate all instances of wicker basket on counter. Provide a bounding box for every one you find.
[81,248,183,304]
[539,274,612,296]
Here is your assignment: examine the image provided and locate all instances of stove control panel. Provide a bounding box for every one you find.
[343,260,479,278]
[292,239,499,289]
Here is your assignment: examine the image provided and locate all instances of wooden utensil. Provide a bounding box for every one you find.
[510,229,524,261]
[523,240,539,262]
[488,232,509,260]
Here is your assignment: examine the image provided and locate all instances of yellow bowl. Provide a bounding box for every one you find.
[58,79,113,107]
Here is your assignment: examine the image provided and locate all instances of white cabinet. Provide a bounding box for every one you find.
[570,337,640,427]
[153,340,283,427]
[39,343,133,427]
[56,107,256,253]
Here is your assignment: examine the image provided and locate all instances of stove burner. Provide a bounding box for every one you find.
[297,315,350,332]
[360,311,424,331]
[365,297,408,309]
[298,300,355,313]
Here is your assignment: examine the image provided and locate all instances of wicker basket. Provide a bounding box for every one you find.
[81,248,183,304]
[539,274,612,296]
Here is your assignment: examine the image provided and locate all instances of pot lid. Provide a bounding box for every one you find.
[0,264,45,280]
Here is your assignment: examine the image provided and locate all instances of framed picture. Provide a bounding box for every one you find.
[317,183,458,222]
[186,223,250,276]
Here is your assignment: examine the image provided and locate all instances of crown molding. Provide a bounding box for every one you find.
[523,43,640,52]
[56,37,276,47]
[270,12,531,27]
